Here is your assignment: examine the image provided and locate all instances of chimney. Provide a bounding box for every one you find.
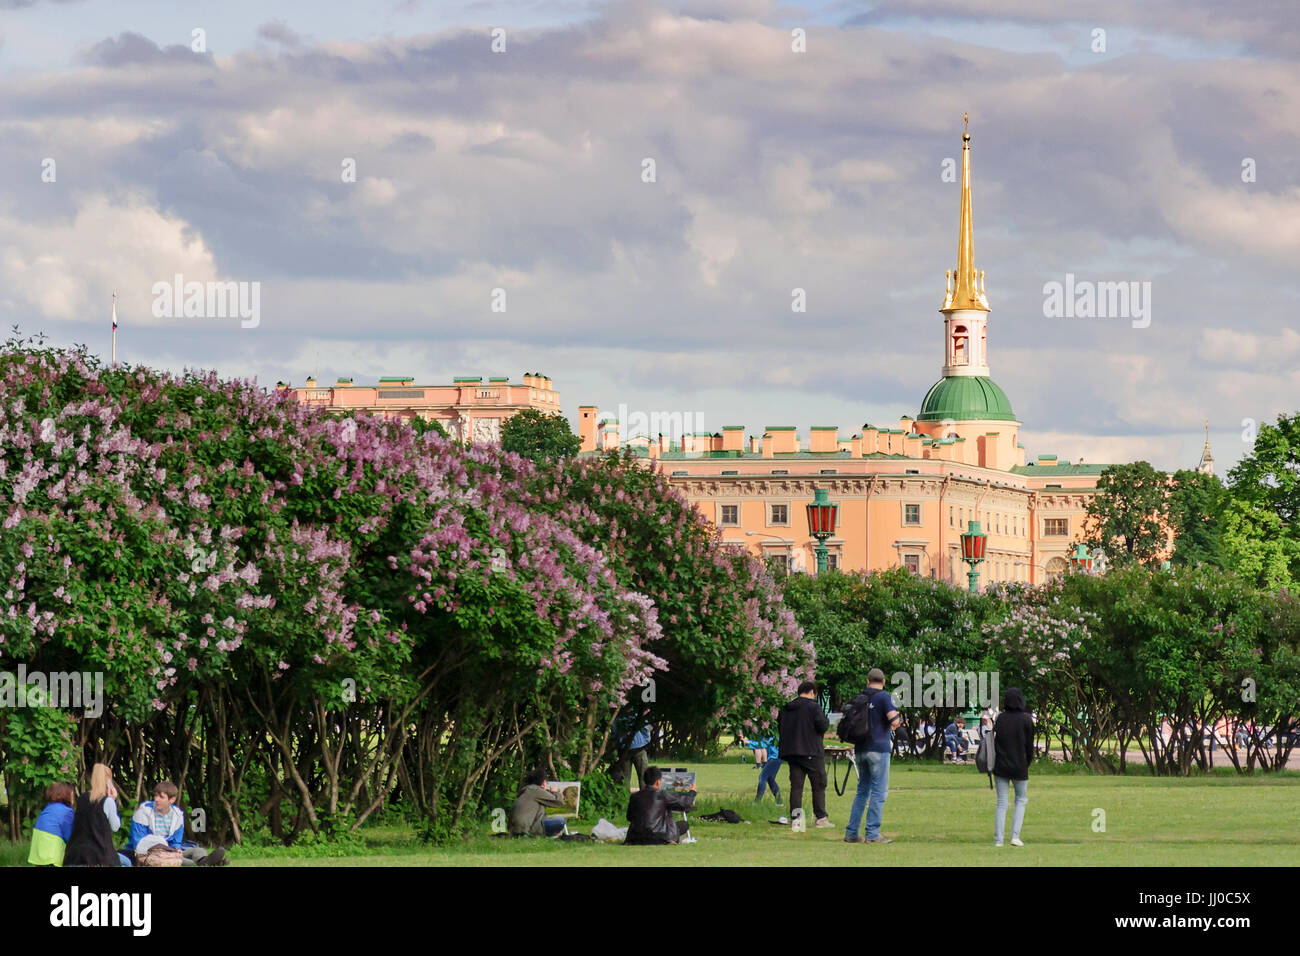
[749,436,761,454]
[809,426,838,454]
[766,427,796,454]
[578,406,598,453]
[722,426,744,452]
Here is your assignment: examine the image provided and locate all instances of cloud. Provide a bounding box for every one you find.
[81,31,211,67]
[0,4,1296,471]
[258,20,305,49]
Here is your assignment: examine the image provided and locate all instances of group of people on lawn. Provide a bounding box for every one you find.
[29,762,227,867]
[510,671,1036,848]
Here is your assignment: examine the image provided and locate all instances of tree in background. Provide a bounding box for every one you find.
[1220,498,1294,589]
[500,407,581,462]
[1083,462,1168,567]
[1166,468,1226,570]
[1228,412,1300,581]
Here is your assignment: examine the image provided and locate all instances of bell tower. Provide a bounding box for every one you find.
[941,113,991,378]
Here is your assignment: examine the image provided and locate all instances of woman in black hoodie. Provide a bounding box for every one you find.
[992,688,1034,847]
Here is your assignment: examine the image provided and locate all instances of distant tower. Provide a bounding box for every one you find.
[915,114,1020,470]
[1196,421,1215,476]
[940,112,991,377]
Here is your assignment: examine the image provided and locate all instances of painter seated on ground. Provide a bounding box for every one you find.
[508,768,569,838]
[624,767,696,845]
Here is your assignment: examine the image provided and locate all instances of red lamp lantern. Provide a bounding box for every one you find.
[1069,542,1093,572]
[959,520,986,593]
[806,488,838,536]
[806,488,838,574]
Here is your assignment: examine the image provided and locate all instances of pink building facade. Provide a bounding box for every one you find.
[284,372,560,444]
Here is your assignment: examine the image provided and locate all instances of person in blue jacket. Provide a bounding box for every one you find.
[741,735,782,803]
[127,780,226,866]
[28,782,76,866]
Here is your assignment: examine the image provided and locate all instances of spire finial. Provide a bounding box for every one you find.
[943,113,988,312]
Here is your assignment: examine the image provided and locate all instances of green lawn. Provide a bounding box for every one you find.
[6,758,1297,866]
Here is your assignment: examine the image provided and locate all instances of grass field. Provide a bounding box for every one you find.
[9,757,1294,867]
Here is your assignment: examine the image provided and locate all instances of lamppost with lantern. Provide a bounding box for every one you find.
[1068,542,1093,573]
[959,520,987,594]
[805,488,839,575]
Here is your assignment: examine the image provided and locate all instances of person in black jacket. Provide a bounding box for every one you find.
[64,763,121,867]
[778,681,832,829]
[992,687,1035,847]
[625,767,696,845]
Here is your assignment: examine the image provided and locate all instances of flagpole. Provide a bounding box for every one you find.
[112,290,117,367]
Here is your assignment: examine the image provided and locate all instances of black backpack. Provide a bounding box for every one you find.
[974,726,996,788]
[837,691,876,745]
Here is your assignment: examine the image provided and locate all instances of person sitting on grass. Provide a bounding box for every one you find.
[508,769,568,838]
[127,780,226,866]
[945,717,969,762]
[28,781,76,866]
[625,767,696,845]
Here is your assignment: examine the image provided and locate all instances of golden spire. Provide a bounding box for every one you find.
[943,112,990,312]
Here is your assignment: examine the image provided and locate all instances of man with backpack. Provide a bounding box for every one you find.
[778,681,833,830]
[841,668,900,844]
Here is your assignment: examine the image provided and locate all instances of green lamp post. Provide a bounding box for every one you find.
[959,520,987,593]
[1068,542,1093,572]
[805,488,838,575]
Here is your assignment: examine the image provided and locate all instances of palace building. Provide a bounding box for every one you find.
[286,122,1207,588]
[577,122,1123,587]
[283,372,561,444]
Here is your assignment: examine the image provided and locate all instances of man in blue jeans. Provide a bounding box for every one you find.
[844,668,900,845]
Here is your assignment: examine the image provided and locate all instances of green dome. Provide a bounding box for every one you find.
[917,376,1017,422]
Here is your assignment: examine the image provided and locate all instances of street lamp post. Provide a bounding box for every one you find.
[745,530,794,573]
[959,520,987,594]
[805,488,838,575]
[1068,542,1093,573]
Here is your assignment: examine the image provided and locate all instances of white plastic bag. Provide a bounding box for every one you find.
[591,817,628,843]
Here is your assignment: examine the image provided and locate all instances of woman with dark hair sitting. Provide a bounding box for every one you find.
[508,769,568,838]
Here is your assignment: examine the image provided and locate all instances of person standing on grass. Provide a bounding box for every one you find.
[992,687,1035,847]
[742,734,782,804]
[778,680,833,830]
[844,668,900,845]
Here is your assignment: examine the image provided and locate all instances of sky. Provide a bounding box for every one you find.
[1,0,1297,474]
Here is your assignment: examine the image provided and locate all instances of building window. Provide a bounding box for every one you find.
[766,553,790,574]
[770,504,789,526]
[904,503,921,525]
[720,504,739,526]
[827,553,840,571]
[1044,518,1068,536]
[903,554,921,574]
[949,505,954,527]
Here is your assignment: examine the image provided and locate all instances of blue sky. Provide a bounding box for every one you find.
[2,0,1297,472]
